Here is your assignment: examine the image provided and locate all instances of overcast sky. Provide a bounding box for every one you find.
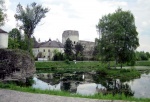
[2,0,150,52]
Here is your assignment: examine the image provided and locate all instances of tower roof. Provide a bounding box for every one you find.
[0,29,7,34]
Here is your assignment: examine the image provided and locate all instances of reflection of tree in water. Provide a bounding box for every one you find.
[93,74,134,97]
[60,78,71,91]
[106,79,134,97]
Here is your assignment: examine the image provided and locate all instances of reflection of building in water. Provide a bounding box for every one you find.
[96,84,107,94]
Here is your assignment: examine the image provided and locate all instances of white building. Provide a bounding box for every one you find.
[0,29,8,49]
[32,39,64,60]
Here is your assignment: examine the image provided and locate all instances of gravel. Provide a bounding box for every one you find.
[0,89,126,102]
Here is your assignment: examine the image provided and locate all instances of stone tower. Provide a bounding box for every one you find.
[62,30,79,45]
[0,29,8,49]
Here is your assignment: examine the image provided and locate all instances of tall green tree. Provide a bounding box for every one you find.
[0,0,6,26]
[14,2,49,52]
[8,28,21,49]
[64,38,73,60]
[8,28,33,52]
[97,8,139,68]
[75,43,84,60]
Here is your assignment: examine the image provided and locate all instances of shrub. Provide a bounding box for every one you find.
[64,59,70,64]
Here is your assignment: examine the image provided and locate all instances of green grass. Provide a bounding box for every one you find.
[35,61,150,73]
[0,82,150,102]
[135,61,150,66]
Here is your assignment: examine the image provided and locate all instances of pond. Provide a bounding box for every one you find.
[32,71,150,98]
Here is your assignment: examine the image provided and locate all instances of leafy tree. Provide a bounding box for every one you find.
[53,49,64,61]
[8,28,33,54]
[97,8,139,68]
[75,43,84,60]
[146,52,150,58]
[8,28,21,49]
[136,51,149,61]
[14,2,49,52]
[64,38,73,60]
[93,38,101,60]
[0,0,6,26]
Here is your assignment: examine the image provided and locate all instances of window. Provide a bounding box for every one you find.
[74,41,75,44]
[43,49,45,52]
[48,49,50,52]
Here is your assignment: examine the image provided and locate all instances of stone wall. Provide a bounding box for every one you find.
[79,40,95,59]
[62,30,79,45]
[0,49,36,82]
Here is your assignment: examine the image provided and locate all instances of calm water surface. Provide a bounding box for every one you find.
[32,72,150,98]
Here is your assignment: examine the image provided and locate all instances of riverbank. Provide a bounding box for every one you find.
[0,82,150,102]
[0,61,150,102]
[35,61,150,69]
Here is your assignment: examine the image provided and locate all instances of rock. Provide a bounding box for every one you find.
[0,49,36,82]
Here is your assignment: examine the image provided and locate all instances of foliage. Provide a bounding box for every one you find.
[8,28,34,55]
[93,38,101,60]
[136,51,150,61]
[75,43,84,60]
[0,0,6,26]
[54,52,64,61]
[14,2,49,51]
[97,8,139,68]
[64,38,74,60]
[64,59,70,64]
[8,28,21,49]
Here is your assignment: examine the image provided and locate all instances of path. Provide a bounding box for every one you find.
[0,89,127,102]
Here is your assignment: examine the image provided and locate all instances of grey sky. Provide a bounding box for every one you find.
[2,0,150,52]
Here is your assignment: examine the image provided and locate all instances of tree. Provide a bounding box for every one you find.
[14,2,49,52]
[64,38,73,60]
[93,38,101,60]
[8,28,33,52]
[8,28,21,49]
[0,0,6,26]
[75,43,84,60]
[97,8,139,68]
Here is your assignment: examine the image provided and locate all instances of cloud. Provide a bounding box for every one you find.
[2,0,150,52]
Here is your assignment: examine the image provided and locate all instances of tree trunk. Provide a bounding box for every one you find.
[108,61,110,69]
[121,63,122,69]
[115,59,117,69]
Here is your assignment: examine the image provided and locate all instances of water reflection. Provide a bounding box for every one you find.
[127,73,150,98]
[32,77,60,90]
[32,72,150,98]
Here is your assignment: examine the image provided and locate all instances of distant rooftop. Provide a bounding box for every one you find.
[33,39,64,48]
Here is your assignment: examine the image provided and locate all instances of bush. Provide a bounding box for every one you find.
[64,59,70,64]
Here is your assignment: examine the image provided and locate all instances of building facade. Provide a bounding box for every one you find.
[62,30,95,59]
[32,39,64,60]
[32,30,95,60]
[0,29,8,49]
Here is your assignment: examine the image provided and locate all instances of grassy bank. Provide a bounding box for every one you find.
[35,61,150,69]
[35,61,127,73]
[136,61,150,66]
[35,61,105,73]
[0,82,150,102]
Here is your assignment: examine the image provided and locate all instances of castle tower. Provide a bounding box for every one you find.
[0,29,8,49]
[62,30,79,45]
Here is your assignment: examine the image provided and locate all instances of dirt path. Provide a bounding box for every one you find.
[0,89,126,102]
